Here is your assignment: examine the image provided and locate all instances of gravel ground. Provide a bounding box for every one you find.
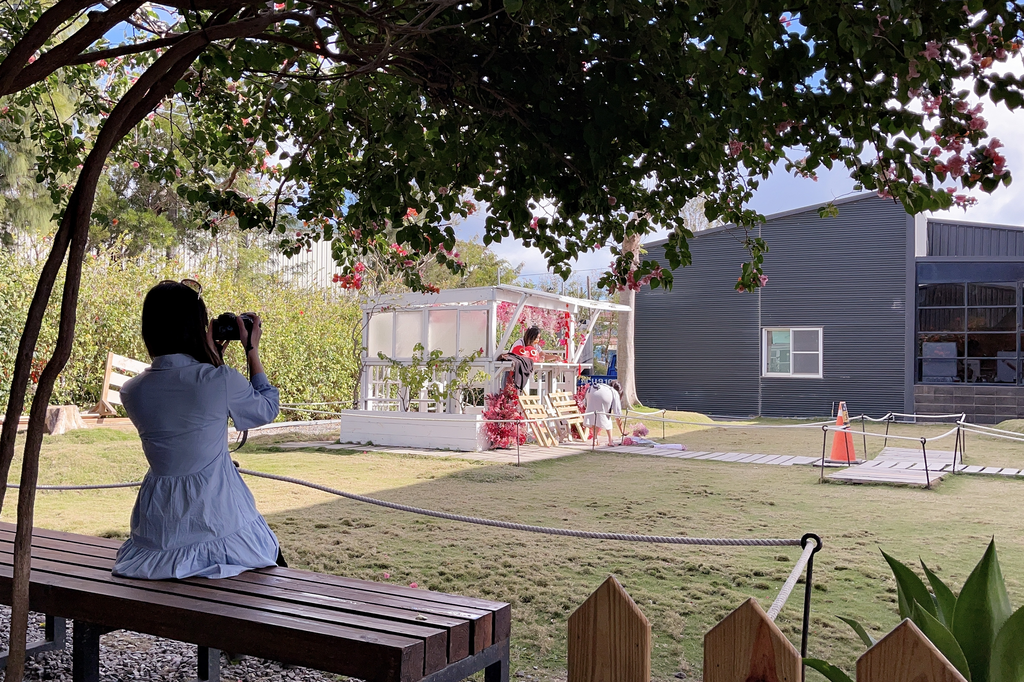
[0,609,344,681]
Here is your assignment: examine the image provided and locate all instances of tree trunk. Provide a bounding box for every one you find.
[616,234,642,407]
[617,288,638,407]
[0,22,247,676]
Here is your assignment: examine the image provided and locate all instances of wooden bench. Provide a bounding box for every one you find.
[0,523,510,682]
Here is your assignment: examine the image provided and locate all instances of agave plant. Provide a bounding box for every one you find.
[805,540,1024,682]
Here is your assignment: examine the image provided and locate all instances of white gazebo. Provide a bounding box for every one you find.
[338,285,629,451]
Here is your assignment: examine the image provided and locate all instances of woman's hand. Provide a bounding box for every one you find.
[238,313,265,377]
[237,313,262,351]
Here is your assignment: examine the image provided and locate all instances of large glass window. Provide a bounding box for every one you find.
[763,328,822,378]
[917,282,1020,383]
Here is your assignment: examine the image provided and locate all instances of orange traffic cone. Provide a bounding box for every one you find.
[830,401,857,463]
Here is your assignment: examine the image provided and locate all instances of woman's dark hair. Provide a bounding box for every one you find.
[609,380,624,400]
[141,281,221,366]
[523,326,541,347]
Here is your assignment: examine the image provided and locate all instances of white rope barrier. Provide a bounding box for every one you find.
[236,467,804,546]
[767,540,817,621]
[823,425,960,443]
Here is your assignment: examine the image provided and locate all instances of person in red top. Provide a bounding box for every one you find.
[499,326,543,391]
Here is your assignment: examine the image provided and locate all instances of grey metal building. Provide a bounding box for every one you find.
[635,194,1024,422]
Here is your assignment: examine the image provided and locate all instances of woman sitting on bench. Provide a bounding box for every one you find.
[112,280,284,579]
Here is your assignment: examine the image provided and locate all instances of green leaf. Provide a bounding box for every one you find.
[882,549,937,619]
[922,560,958,628]
[952,540,1013,682]
[838,616,876,648]
[503,0,523,12]
[991,605,1024,682]
[804,659,855,682]
[912,604,973,681]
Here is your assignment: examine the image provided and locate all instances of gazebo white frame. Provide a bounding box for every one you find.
[359,284,630,414]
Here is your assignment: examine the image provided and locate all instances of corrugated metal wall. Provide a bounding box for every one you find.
[759,198,908,417]
[928,220,1024,257]
[635,196,910,418]
[635,230,760,416]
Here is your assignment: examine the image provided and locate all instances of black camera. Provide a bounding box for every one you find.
[211,312,256,341]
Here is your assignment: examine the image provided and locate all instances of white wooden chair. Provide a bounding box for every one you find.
[88,352,150,417]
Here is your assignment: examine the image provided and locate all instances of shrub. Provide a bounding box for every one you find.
[1,246,362,418]
[483,384,526,448]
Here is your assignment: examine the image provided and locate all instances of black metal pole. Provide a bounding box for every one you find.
[800,533,823,676]
[952,425,961,474]
[860,414,867,461]
[883,414,892,450]
[921,437,931,489]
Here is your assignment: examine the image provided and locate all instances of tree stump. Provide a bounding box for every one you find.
[45,406,86,436]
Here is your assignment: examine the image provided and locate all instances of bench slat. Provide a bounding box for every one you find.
[0,562,423,682]
[0,542,451,676]
[263,567,510,645]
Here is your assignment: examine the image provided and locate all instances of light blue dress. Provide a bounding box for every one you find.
[112,353,281,580]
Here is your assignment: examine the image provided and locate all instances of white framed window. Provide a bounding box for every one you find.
[762,328,822,378]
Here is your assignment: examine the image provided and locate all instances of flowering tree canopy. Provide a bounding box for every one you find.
[0,2,1023,676]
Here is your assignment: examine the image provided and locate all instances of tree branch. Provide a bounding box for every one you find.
[5,0,147,95]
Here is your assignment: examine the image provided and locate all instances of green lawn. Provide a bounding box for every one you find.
[5,419,1024,681]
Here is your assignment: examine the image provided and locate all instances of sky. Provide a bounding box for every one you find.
[455,59,1024,287]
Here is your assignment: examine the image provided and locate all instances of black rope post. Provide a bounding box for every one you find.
[800,533,823,671]
[819,424,828,483]
[952,425,961,474]
[662,410,666,441]
[920,437,931,489]
[860,414,868,461]
[883,413,892,450]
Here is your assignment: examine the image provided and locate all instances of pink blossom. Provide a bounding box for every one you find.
[946,155,966,178]
[759,274,769,287]
[383,572,390,579]
[955,100,970,113]
[608,196,617,206]
[354,262,366,273]
[96,59,108,68]
[727,140,744,157]
[131,161,140,168]
[968,115,987,131]
[920,41,941,61]
[529,217,539,231]
[908,60,920,79]
[403,259,415,267]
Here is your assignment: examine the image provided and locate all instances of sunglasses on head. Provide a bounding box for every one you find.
[161,278,203,297]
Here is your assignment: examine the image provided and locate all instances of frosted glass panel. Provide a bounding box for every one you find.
[395,312,424,357]
[367,312,393,357]
[428,310,458,357]
[459,311,488,356]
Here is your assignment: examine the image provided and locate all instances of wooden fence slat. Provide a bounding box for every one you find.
[703,597,800,682]
[567,575,650,682]
[857,619,968,682]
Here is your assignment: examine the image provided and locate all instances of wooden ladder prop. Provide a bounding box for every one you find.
[547,391,587,442]
[518,395,559,447]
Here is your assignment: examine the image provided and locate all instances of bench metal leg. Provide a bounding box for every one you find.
[484,639,510,682]
[0,615,67,667]
[197,646,220,682]
[72,621,104,682]
[420,640,510,682]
